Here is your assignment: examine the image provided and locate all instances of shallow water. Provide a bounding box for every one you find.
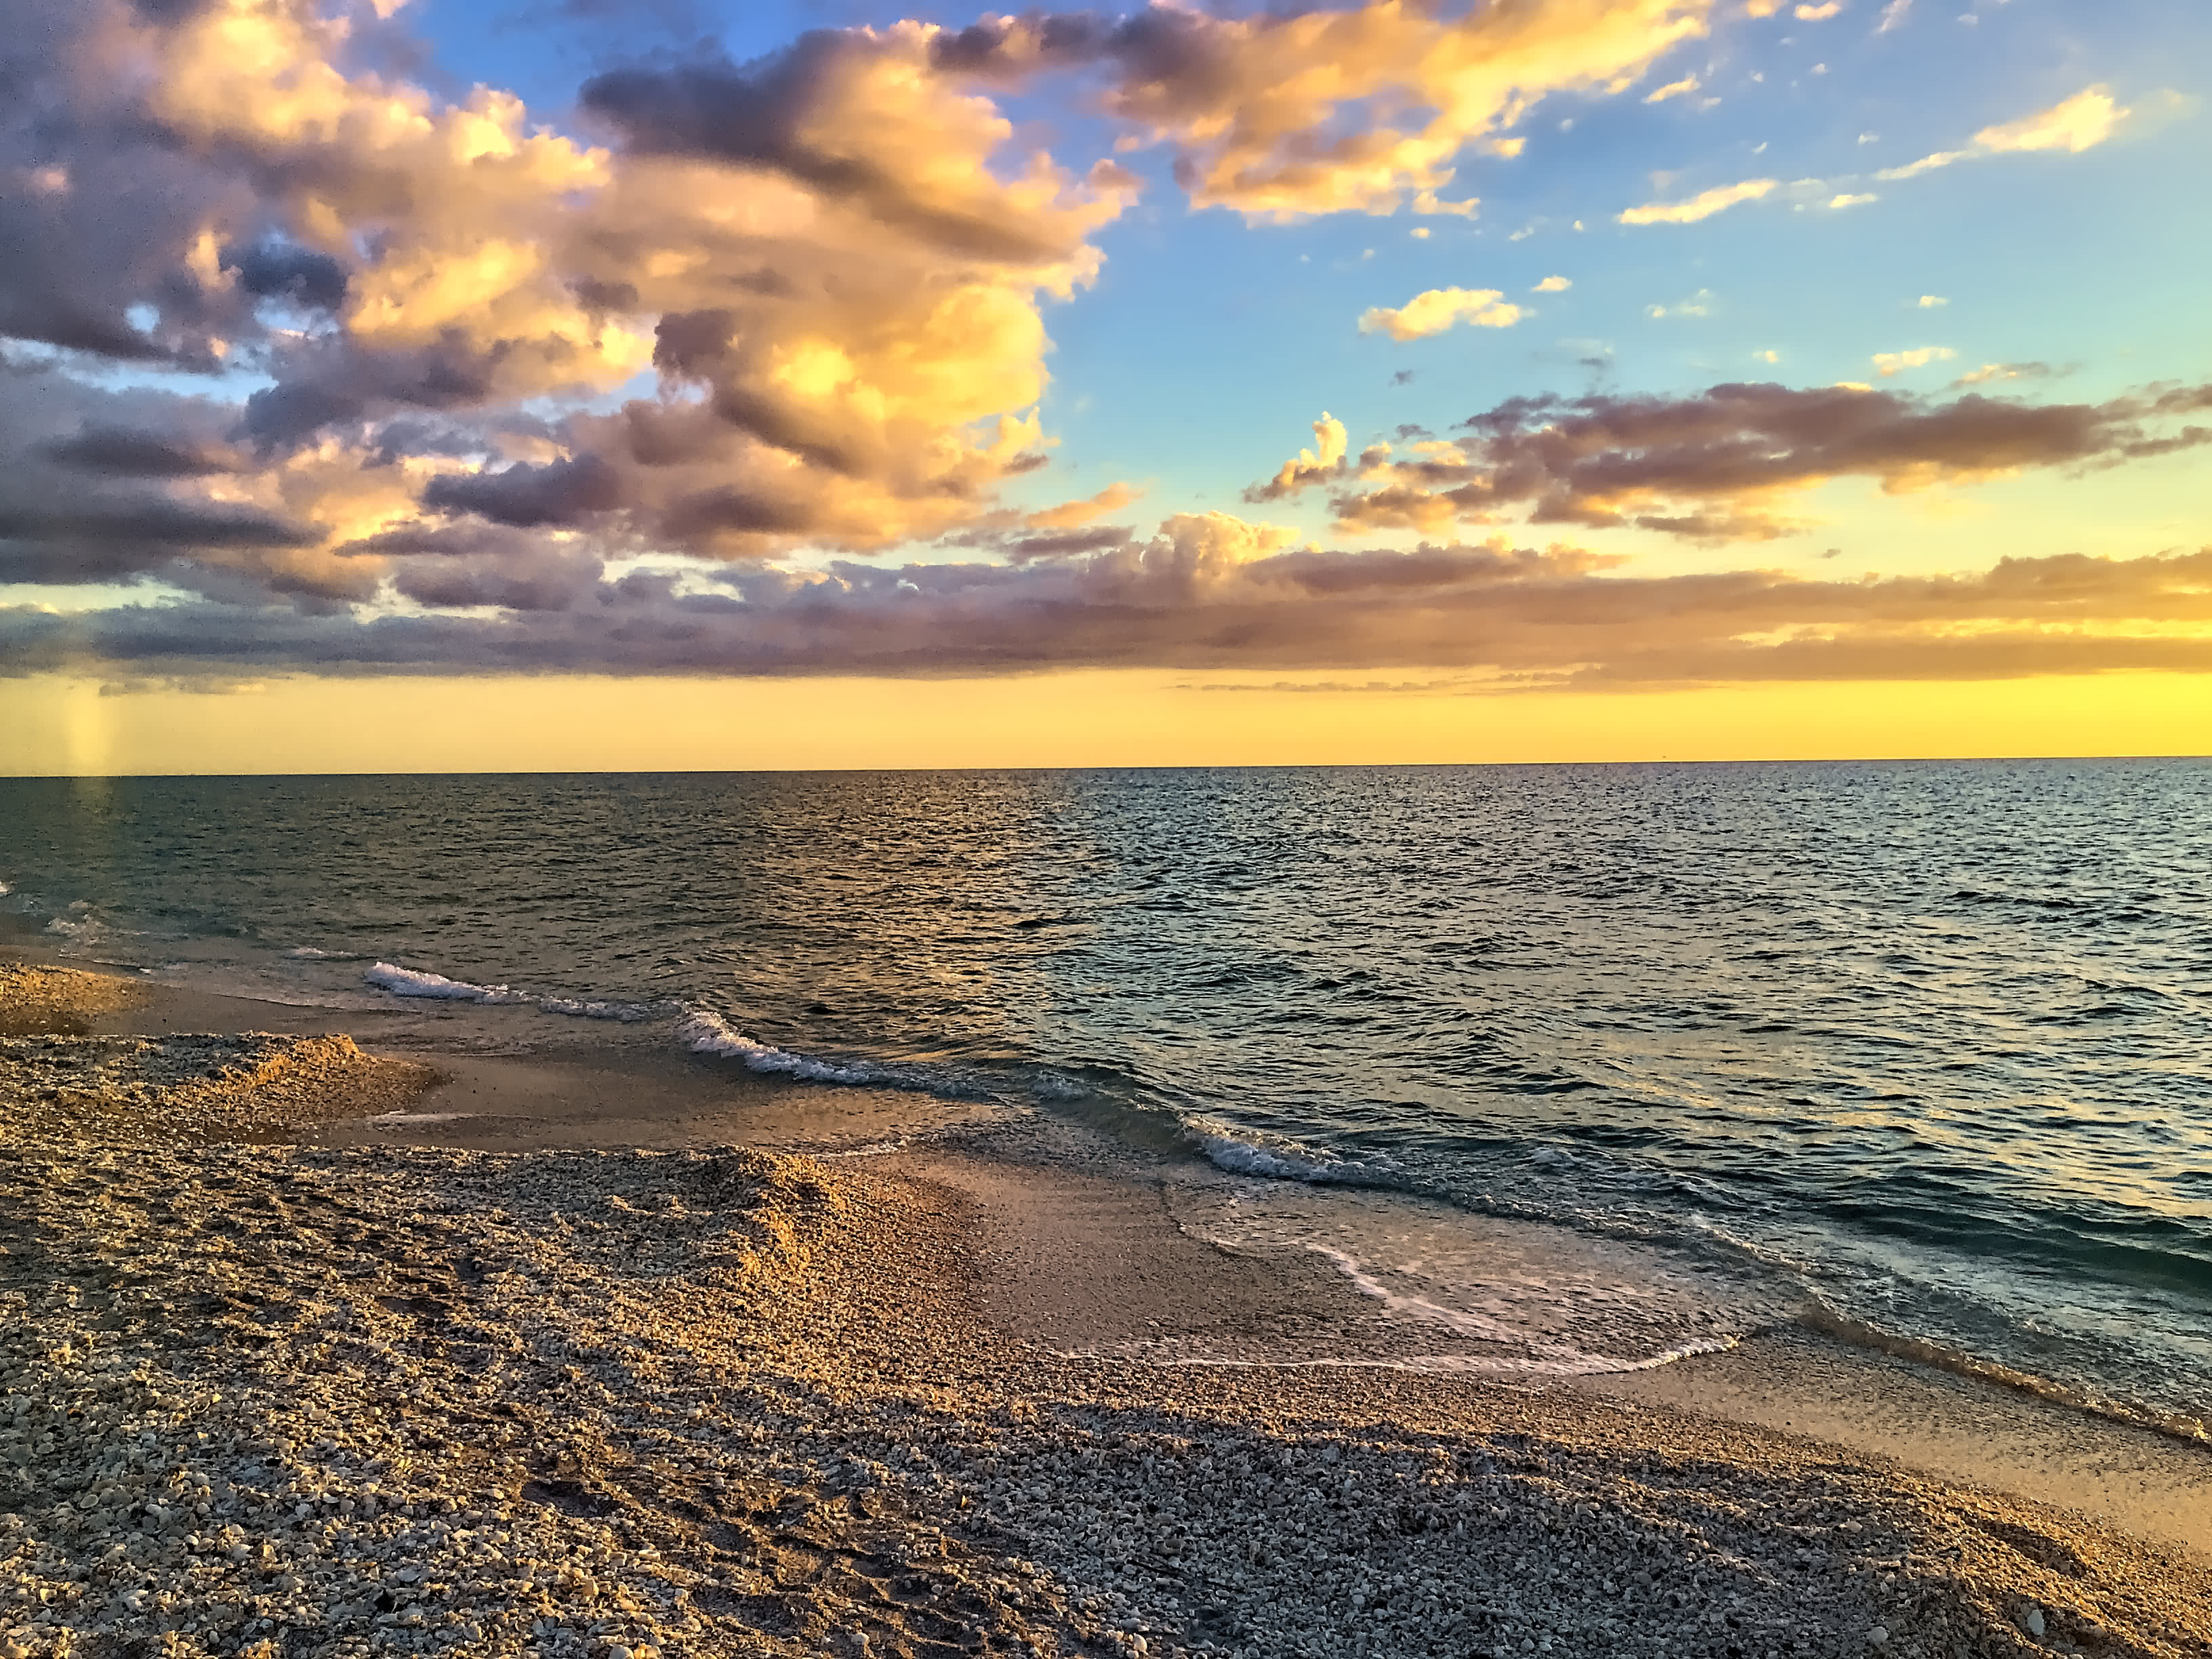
[4,761,2209,1428]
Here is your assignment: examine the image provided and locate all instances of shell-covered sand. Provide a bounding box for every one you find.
[2,966,2209,1659]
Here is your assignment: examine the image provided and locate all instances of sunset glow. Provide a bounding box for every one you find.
[1,0,2205,770]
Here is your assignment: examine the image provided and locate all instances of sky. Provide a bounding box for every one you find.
[1,0,2208,773]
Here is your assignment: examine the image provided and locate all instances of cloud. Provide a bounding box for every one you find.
[37,429,241,479]
[1826,192,1877,209]
[12,535,2212,690]
[1359,288,1526,341]
[932,0,1723,222]
[3,2,2196,703]
[1793,2,1841,20]
[1644,75,1700,104]
[1879,85,2129,180]
[1871,346,1957,377]
[0,0,1156,603]
[1250,413,1353,501]
[1645,288,1715,318]
[1254,377,2212,541]
[1534,275,1574,293]
[1026,482,1143,529]
[1619,177,1778,224]
[1917,295,1948,308]
[1956,362,2049,386]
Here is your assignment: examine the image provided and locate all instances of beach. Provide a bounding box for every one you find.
[3,960,2209,1659]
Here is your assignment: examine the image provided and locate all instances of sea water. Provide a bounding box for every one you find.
[4,762,2208,1431]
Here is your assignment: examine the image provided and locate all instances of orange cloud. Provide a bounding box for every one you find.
[1027,483,1143,529]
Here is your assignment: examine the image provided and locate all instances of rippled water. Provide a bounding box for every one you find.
[5,762,2209,1427]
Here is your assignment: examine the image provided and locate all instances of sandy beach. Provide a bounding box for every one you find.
[3,960,2210,1659]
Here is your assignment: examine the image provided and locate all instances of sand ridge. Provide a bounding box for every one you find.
[0,967,146,1040]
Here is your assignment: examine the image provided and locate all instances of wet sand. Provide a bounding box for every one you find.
[5,960,2212,1658]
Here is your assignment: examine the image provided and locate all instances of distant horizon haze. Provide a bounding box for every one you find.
[3,669,2207,776]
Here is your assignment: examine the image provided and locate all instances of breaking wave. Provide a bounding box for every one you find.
[674,1008,900,1086]
[364,962,531,1003]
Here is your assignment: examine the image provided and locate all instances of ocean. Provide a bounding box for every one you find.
[4,761,2208,1437]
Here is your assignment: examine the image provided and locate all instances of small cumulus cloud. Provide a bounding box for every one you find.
[1645,76,1701,104]
[1957,362,2049,385]
[1755,349,1782,363]
[1647,289,1717,319]
[1534,275,1573,292]
[1917,295,1949,308]
[1620,178,1779,224]
[1826,192,1878,209]
[1795,2,1843,19]
[1872,346,1958,376]
[1252,413,1351,499]
[1359,288,1526,341]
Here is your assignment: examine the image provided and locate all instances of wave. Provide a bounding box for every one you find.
[354,958,940,1085]
[361,961,666,1023]
[1799,1305,2210,1446]
[541,996,665,1023]
[674,1007,899,1086]
[1188,1118,1380,1184]
[364,962,532,1004]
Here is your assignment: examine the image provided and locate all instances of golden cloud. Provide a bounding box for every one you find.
[1359,287,1527,340]
[937,0,1719,221]
[1619,177,1778,224]
[1879,85,2131,180]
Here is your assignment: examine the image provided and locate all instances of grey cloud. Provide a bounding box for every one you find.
[391,551,601,613]
[1260,380,2212,539]
[0,499,313,550]
[422,455,626,528]
[223,242,350,312]
[37,427,239,477]
[1006,527,1135,560]
[582,40,1092,264]
[9,538,2212,688]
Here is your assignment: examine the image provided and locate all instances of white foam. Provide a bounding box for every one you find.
[285,946,342,959]
[364,962,529,1003]
[676,1007,886,1085]
[363,1111,469,1126]
[1189,1119,1359,1184]
[541,996,663,1023]
[1300,1244,1740,1376]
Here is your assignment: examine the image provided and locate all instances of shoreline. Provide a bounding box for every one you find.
[4,960,2211,1657]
